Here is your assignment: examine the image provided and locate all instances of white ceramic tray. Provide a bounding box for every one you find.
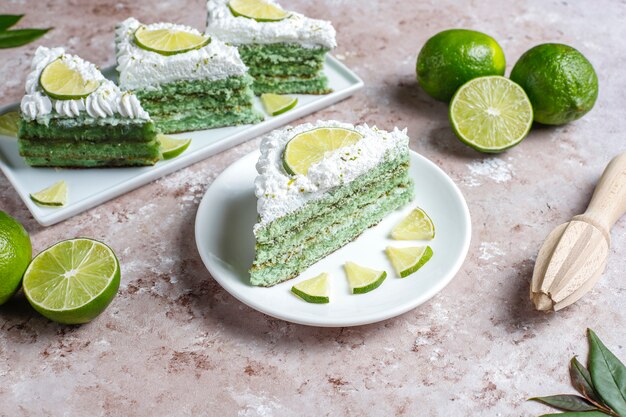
[0,56,363,226]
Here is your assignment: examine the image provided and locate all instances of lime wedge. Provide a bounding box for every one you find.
[134,26,210,56]
[30,180,68,207]
[228,0,290,22]
[0,111,19,137]
[344,262,386,294]
[39,59,100,100]
[291,272,330,303]
[22,238,120,324]
[391,207,435,240]
[449,76,533,153]
[282,127,363,176]
[261,93,297,116]
[386,246,433,278]
[158,134,191,160]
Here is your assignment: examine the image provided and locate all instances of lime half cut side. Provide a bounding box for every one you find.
[386,246,433,278]
[391,207,435,240]
[0,111,19,137]
[40,59,100,100]
[30,180,68,207]
[134,26,210,56]
[449,76,533,153]
[228,0,290,22]
[23,238,120,324]
[291,272,330,304]
[158,134,192,160]
[282,127,363,176]
[344,262,387,294]
[260,93,297,116]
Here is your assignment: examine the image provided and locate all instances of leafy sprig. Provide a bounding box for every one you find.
[0,15,51,49]
[531,329,626,417]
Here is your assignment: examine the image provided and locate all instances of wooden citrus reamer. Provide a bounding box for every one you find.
[531,153,626,311]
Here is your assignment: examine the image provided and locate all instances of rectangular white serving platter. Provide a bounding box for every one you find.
[0,56,363,226]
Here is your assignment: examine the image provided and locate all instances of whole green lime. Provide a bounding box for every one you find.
[510,43,598,125]
[0,211,32,305]
[416,29,506,102]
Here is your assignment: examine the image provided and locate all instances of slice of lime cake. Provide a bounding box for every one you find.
[250,121,414,286]
[206,0,336,94]
[18,46,160,168]
[116,17,262,134]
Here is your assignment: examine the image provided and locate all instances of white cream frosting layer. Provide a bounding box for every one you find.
[20,46,149,122]
[254,120,409,232]
[206,0,336,49]
[115,17,248,90]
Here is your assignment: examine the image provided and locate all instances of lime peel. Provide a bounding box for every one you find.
[386,246,433,278]
[344,262,387,294]
[158,134,192,160]
[30,180,68,207]
[40,59,100,100]
[291,272,330,303]
[134,26,210,56]
[391,207,435,240]
[261,93,297,116]
[228,0,290,22]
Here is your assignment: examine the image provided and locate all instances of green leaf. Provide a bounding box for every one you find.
[0,28,50,49]
[571,357,604,404]
[539,412,612,417]
[588,329,626,416]
[531,395,598,412]
[0,14,23,31]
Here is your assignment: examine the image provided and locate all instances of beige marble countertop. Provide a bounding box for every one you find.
[1,1,625,416]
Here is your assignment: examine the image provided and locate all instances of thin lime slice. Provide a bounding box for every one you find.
[449,76,533,153]
[228,0,290,22]
[0,111,19,137]
[391,207,435,240]
[260,93,297,116]
[386,246,433,278]
[344,262,387,294]
[134,26,210,56]
[30,180,68,207]
[22,238,120,324]
[39,59,100,100]
[291,272,330,303]
[158,134,191,160]
[282,127,363,176]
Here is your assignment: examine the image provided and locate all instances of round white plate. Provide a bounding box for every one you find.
[195,150,471,327]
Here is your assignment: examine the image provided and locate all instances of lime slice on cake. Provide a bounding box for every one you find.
[291,272,330,303]
[30,180,68,207]
[386,246,433,278]
[134,26,210,56]
[344,262,386,294]
[391,207,435,240]
[282,127,363,176]
[158,134,192,160]
[40,59,100,100]
[0,111,19,137]
[22,238,120,324]
[449,76,533,153]
[228,0,290,22]
[261,93,297,116]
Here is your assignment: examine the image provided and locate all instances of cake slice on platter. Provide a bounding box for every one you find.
[18,46,160,168]
[206,0,336,94]
[250,121,414,286]
[115,17,262,134]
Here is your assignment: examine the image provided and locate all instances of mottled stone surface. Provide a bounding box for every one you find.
[1,0,626,416]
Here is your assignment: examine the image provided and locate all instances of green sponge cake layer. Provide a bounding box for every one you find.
[150,106,262,134]
[18,118,157,143]
[23,157,159,168]
[251,74,331,95]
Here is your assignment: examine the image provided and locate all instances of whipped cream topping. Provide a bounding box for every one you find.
[115,17,248,90]
[20,46,149,122]
[206,0,337,49]
[254,120,409,233]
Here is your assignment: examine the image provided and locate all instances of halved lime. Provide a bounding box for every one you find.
[291,272,329,303]
[0,111,19,137]
[39,59,100,100]
[344,261,386,294]
[158,134,191,160]
[134,26,210,56]
[23,238,120,324]
[261,93,297,116]
[30,180,68,207]
[228,0,290,22]
[282,127,363,176]
[391,207,435,240]
[386,246,433,278]
[449,76,533,153]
